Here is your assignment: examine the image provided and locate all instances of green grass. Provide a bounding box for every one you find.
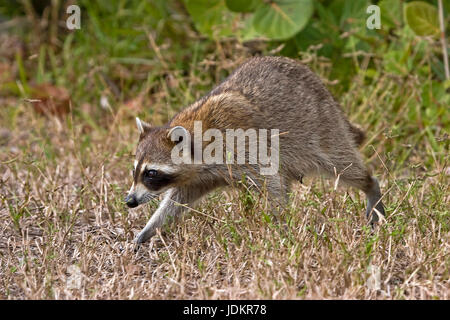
[0,0,448,299]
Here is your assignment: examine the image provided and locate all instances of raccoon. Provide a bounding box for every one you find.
[126,56,385,244]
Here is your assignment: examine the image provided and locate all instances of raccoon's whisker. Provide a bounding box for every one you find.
[143,194,154,203]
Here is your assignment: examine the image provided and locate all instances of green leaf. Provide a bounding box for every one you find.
[252,0,314,40]
[225,0,259,13]
[379,0,403,28]
[404,1,439,36]
[183,0,237,39]
[315,1,337,28]
[240,14,264,41]
[339,0,369,29]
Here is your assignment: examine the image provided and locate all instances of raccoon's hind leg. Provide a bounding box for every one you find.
[321,152,385,225]
[363,176,385,224]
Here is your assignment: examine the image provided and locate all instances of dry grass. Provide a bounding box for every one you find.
[0,4,448,298]
[0,68,448,299]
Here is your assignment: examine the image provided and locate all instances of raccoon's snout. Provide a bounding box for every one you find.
[125,194,139,208]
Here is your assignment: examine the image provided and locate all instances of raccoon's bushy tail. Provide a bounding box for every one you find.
[347,122,366,147]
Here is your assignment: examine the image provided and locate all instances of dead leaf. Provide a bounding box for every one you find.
[30,83,71,116]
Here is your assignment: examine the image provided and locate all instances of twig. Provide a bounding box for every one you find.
[169,198,226,223]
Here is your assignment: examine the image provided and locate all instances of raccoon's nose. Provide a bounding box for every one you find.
[125,194,139,208]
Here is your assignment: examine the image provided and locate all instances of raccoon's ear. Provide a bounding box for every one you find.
[167,126,189,144]
[136,117,151,135]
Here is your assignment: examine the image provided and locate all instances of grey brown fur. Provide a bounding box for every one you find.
[126,56,385,244]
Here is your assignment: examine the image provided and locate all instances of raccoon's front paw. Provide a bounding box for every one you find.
[134,229,155,244]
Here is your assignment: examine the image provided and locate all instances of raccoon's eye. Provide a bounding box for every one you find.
[144,169,158,178]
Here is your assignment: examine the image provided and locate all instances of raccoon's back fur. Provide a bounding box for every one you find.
[212,56,366,146]
[169,57,368,184]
